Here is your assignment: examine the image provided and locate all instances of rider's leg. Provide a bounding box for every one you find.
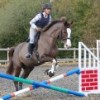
[26,26,36,58]
[26,43,35,58]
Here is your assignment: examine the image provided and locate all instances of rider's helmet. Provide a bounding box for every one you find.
[42,3,52,10]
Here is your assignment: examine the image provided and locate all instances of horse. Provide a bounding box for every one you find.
[6,18,73,91]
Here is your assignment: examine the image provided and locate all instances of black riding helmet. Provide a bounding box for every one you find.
[42,3,52,10]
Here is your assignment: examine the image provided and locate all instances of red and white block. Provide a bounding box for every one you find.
[79,68,100,94]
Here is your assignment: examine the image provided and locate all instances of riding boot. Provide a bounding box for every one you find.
[26,43,35,58]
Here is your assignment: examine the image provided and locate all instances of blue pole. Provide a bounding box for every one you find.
[0,72,85,97]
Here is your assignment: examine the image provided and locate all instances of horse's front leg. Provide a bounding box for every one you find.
[46,58,59,77]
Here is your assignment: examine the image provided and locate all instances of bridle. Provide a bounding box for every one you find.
[58,26,68,41]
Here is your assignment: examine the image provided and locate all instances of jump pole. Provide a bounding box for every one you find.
[0,68,86,100]
[0,68,81,100]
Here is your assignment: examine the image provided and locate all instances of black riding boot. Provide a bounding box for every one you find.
[26,43,35,58]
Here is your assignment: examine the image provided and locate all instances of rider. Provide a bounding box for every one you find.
[26,3,52,58]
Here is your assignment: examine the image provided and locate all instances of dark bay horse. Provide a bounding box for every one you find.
[6,19,73,91]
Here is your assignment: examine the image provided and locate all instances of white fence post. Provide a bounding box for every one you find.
[7,48,9,62]
[97,40,100,61]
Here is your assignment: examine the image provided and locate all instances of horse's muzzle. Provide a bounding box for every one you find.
[64,39,71,49]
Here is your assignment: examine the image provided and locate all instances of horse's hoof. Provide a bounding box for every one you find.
[48,71,55,77]
[44,69,55,77]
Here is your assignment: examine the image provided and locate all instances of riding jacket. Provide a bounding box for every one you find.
[30,12,52,29]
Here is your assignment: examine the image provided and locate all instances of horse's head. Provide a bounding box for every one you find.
[42,18,73,49]
[58,18,73,49]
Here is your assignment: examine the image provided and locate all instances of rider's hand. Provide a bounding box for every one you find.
[35,27,42,32]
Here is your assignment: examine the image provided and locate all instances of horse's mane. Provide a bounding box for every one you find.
[43,20,62,32]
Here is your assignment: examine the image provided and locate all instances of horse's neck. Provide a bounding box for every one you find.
[38,23,62,57]
[41,23,62,43]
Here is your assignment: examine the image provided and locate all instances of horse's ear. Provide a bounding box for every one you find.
[64,20,73,27]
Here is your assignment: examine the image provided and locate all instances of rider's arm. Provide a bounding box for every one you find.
[30,13,41,29]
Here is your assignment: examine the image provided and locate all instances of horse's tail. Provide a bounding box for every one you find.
[6,47,15,75]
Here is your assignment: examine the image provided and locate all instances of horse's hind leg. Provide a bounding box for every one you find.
[13,66,21,91]
[19,67,34,90]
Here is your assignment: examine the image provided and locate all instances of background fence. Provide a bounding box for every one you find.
[0,48,97,66]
